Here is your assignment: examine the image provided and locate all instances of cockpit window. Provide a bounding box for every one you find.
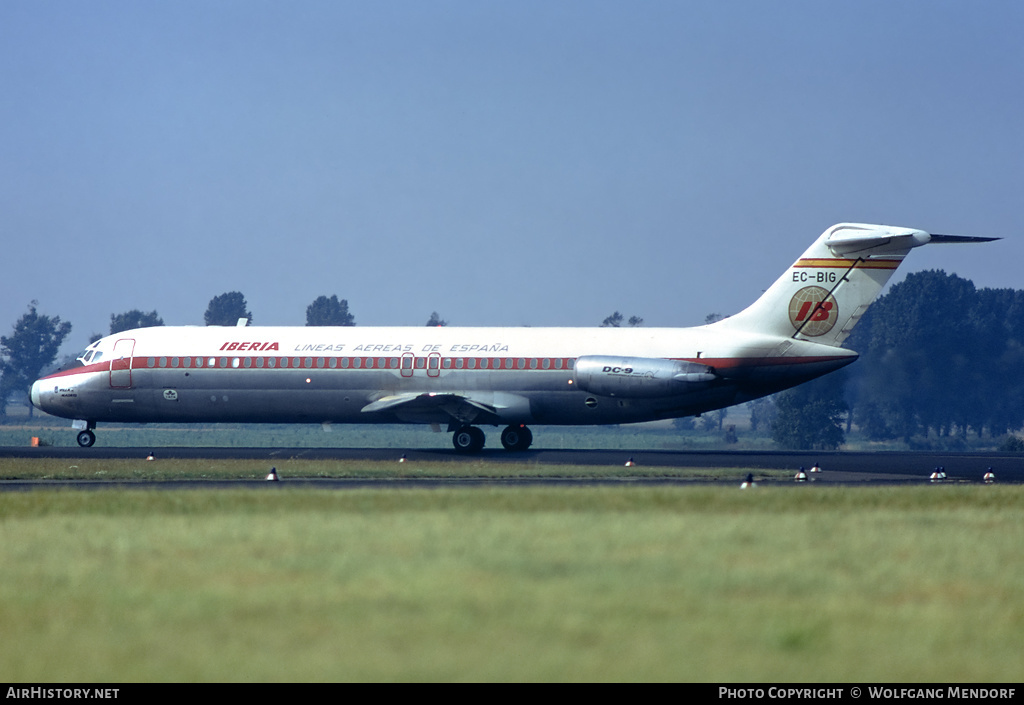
[77,349,104,365]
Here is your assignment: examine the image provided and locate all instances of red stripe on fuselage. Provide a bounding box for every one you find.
[38,354,851,383]
[38,362,111,380]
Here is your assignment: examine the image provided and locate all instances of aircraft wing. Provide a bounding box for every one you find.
[361,391,530,425]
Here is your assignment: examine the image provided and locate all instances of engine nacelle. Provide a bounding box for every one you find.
[573,355,717,398]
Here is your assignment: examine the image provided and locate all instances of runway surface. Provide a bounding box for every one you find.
[2,446,1021,490]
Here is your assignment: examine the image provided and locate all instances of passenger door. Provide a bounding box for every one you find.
[109,338,135,388]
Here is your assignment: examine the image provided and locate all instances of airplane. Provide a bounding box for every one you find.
[30,223,996,451]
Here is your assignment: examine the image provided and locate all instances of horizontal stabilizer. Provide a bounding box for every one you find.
[928,234,1002,244]
[823,225,1000,256]
[824,226,929,256]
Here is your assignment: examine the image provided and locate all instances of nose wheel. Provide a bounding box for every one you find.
[500,424,533,451]
[76,430,96,448]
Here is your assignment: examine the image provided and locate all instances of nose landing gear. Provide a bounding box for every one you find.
[73,420,97,447]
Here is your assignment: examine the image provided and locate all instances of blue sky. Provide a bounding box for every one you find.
[2,1,1021,355]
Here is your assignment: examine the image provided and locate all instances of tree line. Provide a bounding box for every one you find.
[849,270,1024,443]
[770,269,1024,449]
[201,292,447,329]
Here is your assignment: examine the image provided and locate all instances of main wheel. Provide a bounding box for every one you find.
[500,424,533,451]
[452,425,485,453]
[76,430,96,448]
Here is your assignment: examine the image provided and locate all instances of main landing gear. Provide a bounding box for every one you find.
[451,424,534,453]
[452,426,486,453]
[500,424,533,452]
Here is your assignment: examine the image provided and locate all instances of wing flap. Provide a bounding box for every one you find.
[361,391,530,424]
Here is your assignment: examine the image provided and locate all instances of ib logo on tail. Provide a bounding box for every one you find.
[788,286,838,337]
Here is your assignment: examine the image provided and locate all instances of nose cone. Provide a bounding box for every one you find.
[30,379,44,409]
[29,372,87,420]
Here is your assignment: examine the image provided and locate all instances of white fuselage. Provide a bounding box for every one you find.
[31,323,854,427]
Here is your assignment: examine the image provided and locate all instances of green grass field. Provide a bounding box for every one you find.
[1,482,1021,682]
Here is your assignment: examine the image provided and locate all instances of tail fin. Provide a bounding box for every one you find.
[712,223,998,347]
